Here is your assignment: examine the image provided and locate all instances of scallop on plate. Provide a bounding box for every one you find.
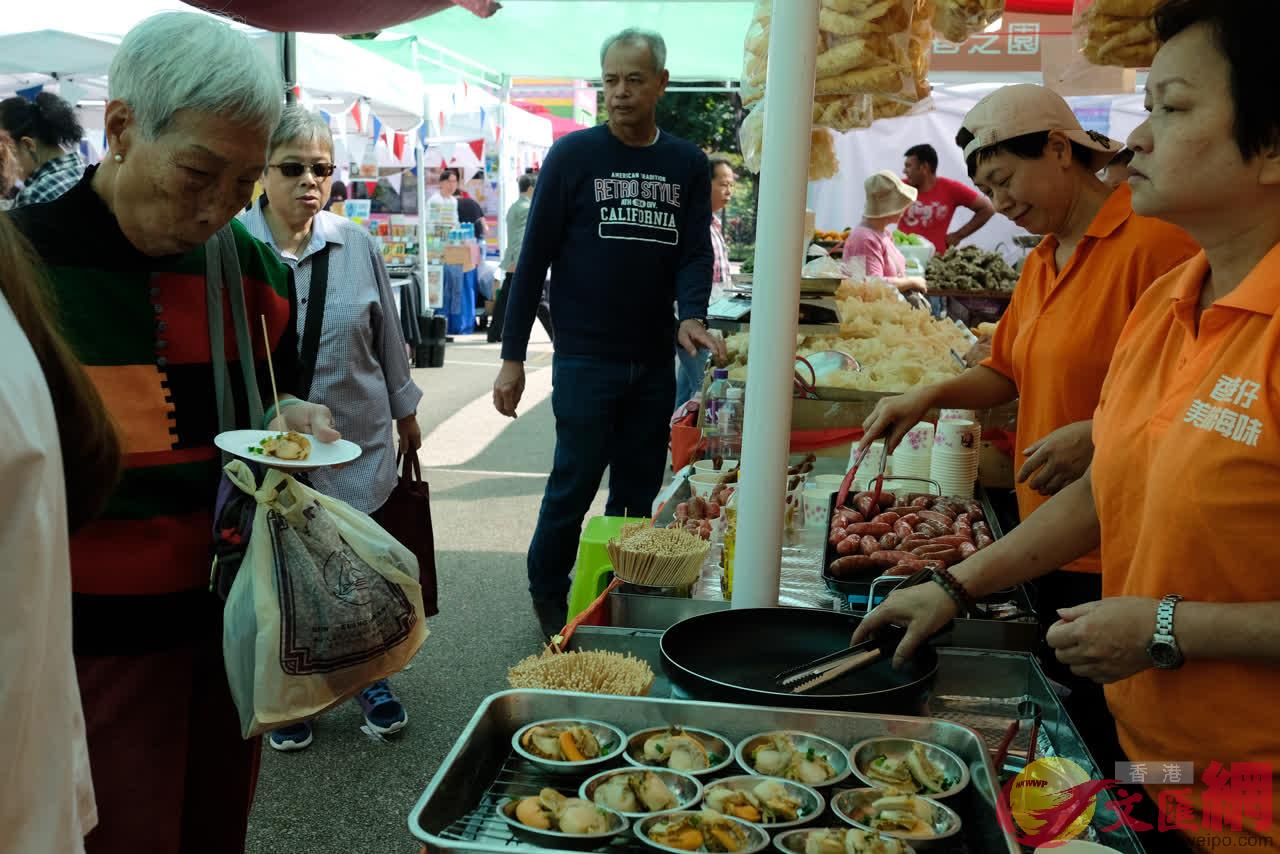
[848,738,970,800]
[496,789,628,850]
[580,768,703,818]
[773,826,917,854]
[830,789,961,850]
[735,731,852,788]
[213,429,361,468]
[511,718,626,774]
[635,809,771,854]
[702,775,824,829]
[625,726,736,777]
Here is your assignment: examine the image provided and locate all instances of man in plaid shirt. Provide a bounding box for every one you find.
[0,93,87,208]
[676,157,736,408]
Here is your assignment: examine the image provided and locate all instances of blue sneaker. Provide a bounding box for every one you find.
[358,679,407,735]
[268,720,314,752]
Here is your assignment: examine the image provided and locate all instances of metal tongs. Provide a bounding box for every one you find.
[835,439,890,512]
[773,567,935,694]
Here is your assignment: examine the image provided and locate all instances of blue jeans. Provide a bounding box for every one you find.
[528,354,675,600]
[674,346,711,410]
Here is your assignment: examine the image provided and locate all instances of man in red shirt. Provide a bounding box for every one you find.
[899,143,994,253]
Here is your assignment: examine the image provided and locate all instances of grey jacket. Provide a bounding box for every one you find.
[500,194,532,272]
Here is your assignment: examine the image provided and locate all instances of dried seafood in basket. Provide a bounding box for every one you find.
[507,648,655,696]
[932,0,1004,44]
[1078,0,1160,68]
[607,524,710,588]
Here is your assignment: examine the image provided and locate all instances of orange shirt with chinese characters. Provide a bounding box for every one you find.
[982,184,1198,573]
[1093,249,1280,850]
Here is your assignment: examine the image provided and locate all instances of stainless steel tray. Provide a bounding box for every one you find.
[409,689,1020,853]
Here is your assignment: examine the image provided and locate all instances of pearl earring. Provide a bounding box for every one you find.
[113,153,123,163]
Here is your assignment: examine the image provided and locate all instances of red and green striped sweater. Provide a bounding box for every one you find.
[11,168,299,655]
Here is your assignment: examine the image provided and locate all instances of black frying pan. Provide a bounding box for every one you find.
[659,607,938,713]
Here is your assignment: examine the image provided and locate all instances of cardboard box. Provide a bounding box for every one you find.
[442,245,476,271]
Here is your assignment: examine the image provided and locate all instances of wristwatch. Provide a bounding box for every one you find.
[1146,594,1185,670]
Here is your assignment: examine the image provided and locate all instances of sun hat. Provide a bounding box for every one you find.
[863,169,918,219]
[960,83,1122,172]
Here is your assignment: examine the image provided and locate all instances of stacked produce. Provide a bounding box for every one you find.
[1079,0,1160,68]
[826,489,994,579]
[925,245,1018,293]
[891,231,930,249]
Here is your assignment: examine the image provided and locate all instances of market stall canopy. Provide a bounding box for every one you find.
[183,0,499,34]
[365,1,755,82]
[511,100,588,140]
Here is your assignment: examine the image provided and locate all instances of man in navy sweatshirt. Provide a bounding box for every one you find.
[493,28,726,637]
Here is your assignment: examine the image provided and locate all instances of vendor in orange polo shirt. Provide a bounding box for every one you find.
[859,83,1197,758]
[860,3,1280,849]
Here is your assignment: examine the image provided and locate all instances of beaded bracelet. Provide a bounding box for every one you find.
[930,567,976,616]
[262,397,304,430]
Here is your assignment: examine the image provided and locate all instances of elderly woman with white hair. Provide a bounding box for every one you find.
[10,13,337,854]
[239,104,424,753]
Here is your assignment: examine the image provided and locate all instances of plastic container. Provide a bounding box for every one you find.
[704,368,731,431]
[716,387,745,459]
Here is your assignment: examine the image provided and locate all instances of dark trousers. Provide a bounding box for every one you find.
[78,630,261,854]
[488,275,553,344]
[527,354,674,599]
[1032,568,1125,771]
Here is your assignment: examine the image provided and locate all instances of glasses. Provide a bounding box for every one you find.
[269,162,336,179]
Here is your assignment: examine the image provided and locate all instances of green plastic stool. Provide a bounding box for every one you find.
[567,515,648,619]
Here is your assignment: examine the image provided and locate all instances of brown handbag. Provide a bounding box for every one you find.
[375,452,439,617]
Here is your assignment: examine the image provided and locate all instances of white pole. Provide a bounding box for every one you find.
[731,0,819,609]
[416,92,430,306]
[497,75,512,270]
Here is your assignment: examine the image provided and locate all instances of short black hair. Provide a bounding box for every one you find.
[0,92,83,148]
[708,157,735,179]
[955,129,1095,179]
[1155,0,1280,159]
[440,167,461,183]
[904,144,938,172]
[517,173,537,193]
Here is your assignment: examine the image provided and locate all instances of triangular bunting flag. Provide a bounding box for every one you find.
[418,124,429,148]
[479,107,486,129]
[16,84,43,102]
[437,112,446,136]
[365,181,377,194]
[372,115,383,146]
[386,173,402,195]
[319,109,332,127]
[351,101,363,133]
[393,131,406,161]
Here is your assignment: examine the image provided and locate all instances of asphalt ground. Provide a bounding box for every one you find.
[245,326,612,854]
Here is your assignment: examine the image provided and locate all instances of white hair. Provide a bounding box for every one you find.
[108,12,283,140]
[600,28,667,74]
[268,104,334,161]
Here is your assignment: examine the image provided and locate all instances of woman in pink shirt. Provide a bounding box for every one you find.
[842,170,928,295]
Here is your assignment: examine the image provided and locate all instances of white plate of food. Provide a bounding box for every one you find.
[214,429,361,468]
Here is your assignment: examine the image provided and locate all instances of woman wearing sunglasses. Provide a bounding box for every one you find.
[239,104,424,753]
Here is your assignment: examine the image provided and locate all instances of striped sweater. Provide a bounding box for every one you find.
[11,168,299,655]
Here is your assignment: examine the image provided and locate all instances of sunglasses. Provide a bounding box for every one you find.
[270,162,337,179]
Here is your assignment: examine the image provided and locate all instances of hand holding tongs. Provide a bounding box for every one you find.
[773,566,936,695]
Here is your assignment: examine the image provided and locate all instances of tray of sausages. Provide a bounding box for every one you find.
[822,487,995,594]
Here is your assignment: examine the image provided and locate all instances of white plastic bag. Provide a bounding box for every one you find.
[221,461,429,738]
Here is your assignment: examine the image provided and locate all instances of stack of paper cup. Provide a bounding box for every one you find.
[848,440,888,492]
[931,419,981,498]
[939,408,977,423]
[891,422,934,480]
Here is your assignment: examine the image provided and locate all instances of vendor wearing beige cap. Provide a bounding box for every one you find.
[841,170,928,295]
[859,82,1197,762]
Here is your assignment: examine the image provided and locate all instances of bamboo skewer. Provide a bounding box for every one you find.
[261,315,283,429]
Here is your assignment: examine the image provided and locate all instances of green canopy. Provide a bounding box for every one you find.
[359,1,753,85]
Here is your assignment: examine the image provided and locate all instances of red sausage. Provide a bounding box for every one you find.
[876,491,897,509]
[871,512,900,526]
[898,513,922,527]
[887,505,917,516]
[917,510,955,527]
[911,496,932,509]
[894,520,914,540]
[886,561,926,576]
[975,532,994,549]
[879,533,900,550]
[829,527,848,545]
[916,521,950,538]
[900,535,932,550]
[827,555,884,578]
[860,535,880,556]
[958,542,978,558]
[870,550,917,566]
[930,535,973,547]
[836,536,860,555]
[854,496,876,517]
[835,509,865,526]
[911,544,954,557]
[914,546,961,564]
[848,522,893,536]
